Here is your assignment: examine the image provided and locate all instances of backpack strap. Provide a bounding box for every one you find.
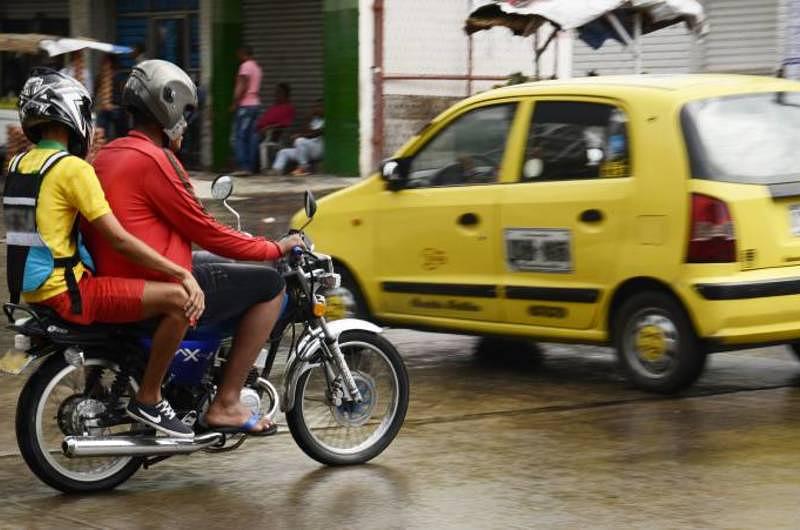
[39,150,70,175]
[7,152,25,174]
[53,253,82,315]
[39,151,82,314]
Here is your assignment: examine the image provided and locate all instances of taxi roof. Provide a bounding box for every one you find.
[481,74,800,102]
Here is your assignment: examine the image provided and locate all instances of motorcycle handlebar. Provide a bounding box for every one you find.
[288,245,304,266]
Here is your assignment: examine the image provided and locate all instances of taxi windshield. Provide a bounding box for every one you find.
[682,91,800,185]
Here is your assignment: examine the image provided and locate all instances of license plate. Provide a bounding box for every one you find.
[0,350,35,375]
[791,204,800,237]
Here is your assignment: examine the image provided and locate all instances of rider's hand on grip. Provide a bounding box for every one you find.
[278,234,306,256]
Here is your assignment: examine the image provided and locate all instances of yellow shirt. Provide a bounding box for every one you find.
[16,143,111,302]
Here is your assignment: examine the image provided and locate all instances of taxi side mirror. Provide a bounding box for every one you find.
[380,158,409,191]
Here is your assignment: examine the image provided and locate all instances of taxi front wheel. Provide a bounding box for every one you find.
[326,266,369,320]
[613,291,707,394]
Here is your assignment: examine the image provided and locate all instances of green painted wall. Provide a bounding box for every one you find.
[211,2,242,169]
[323,0,359,176]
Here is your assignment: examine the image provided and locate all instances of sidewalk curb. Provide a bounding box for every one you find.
[190,172,360,200]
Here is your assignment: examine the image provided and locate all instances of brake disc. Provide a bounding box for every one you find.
[332,372,378,427]
[57,394,107,436]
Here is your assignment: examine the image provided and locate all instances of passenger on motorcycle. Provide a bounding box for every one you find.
[4,68,206,439]
[84,60,303,437]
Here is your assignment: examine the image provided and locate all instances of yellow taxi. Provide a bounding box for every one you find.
[293,74,800,393]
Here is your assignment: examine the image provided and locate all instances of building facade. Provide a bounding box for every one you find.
[0,0,794,176]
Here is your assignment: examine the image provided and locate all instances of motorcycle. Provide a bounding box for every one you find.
[1,176,409,493]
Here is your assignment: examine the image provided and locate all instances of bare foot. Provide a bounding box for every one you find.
[204,401,274,432]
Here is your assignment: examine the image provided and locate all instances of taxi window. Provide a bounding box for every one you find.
[682,92,800,184]
[407,103,516,188]
[520,101,630,182]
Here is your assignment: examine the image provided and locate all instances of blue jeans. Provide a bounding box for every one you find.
[233,105,261,172]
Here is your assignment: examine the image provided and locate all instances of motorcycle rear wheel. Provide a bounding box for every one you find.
[17,352,142,493]
[286,330,409,465]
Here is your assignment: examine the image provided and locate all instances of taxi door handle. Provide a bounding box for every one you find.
[457,212,480,226]
[579,209,604,223]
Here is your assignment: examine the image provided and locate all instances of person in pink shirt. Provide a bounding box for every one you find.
[231,45,263,174]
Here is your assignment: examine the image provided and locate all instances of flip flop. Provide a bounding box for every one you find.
[204,412,278,437]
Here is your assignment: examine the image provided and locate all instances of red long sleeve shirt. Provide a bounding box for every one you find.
[84,131,282,283]
[255,103,295,131]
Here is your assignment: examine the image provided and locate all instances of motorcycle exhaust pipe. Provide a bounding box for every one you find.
[62,432,225,458]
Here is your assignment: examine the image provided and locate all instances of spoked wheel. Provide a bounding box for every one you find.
[16,352,143,493]
[286,330,409,465]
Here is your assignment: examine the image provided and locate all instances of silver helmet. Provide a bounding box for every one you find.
[19,67,93,158]
[122,59,197,142]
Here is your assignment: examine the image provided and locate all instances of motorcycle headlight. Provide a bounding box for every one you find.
[318,273,341,290]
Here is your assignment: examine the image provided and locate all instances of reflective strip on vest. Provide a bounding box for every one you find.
[3,197,36,206]
[6,231,46,247]
[7,153,23,173]
[40,151,69,174]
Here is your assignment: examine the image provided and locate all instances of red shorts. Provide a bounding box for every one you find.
[39,274,146,325]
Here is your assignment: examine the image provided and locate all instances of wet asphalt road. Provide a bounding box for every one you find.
[1,190,800,528]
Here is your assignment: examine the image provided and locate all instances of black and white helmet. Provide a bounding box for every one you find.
[18,67,94,158]
[122,59,197,143]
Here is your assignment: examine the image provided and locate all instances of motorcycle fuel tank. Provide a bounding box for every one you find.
[139,328,223,385]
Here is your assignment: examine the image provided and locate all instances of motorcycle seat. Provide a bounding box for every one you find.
[4,303,152,345]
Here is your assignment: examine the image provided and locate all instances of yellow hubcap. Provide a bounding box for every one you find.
[636,324,667,362]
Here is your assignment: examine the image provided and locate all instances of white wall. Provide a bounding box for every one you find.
[357,0,571,175]
[382,0,563,97]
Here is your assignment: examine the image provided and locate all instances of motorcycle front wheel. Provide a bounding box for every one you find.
[286,330,409,465]
[16,352,143,493]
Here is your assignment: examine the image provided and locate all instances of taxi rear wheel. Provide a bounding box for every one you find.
[613,291,706,394]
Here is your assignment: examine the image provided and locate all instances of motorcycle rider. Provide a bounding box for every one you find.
[84,60,303,436]
[4,68,205,438]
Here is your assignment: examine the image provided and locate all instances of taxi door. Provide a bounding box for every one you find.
[374,100,525,323]
[498,98,634,330]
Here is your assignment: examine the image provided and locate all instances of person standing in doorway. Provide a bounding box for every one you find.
[230,45,262,175]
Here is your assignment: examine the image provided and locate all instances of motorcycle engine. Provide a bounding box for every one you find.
[239,387,262,416]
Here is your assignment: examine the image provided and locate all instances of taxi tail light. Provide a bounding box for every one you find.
[687,193,736,263]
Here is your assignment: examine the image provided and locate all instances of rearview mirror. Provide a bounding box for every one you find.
[380,158,409,191]
[304,190,317,219]
[211,175,234,200]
